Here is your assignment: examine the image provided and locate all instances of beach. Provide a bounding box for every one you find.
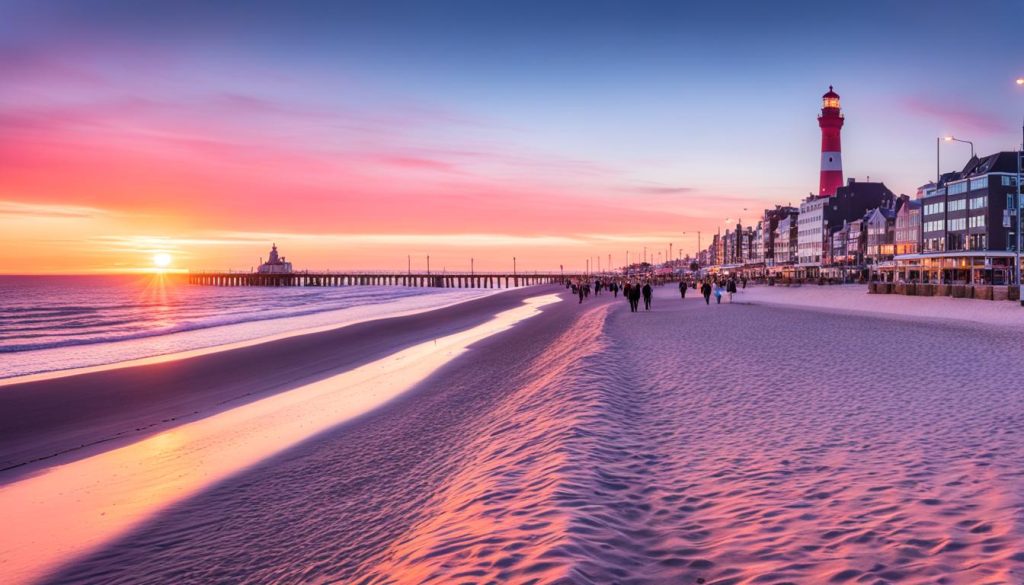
[3,284,1024,584]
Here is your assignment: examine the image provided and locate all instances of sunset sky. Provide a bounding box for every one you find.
[2,0,1022,274]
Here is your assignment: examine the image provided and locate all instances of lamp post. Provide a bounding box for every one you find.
[1015,78,1023,299]
[943,135,975,158]
[513,256,517,276]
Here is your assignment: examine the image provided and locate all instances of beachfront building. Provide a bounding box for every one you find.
[865,204,899,266]
[257,243,294,274]
[708,233,722,267]
[894,199,922,256]
[830,221,851,269]
[748,221,765,274]
[897,151,1022,284]
[762,206,799,268]
[845,217,866,268]
[797,179,897,278]
[722,227,738,265]
[797,196,828,274]
[773,214,798,269]
[737,225,755,265]
[751,222,764,264]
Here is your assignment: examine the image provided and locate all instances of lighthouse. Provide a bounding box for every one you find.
[818,85,844,197]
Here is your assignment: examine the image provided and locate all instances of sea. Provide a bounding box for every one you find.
[0,275,492,380]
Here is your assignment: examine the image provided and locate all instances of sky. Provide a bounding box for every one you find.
[1,0,1022,274]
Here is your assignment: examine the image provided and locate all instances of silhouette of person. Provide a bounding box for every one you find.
[628,282,641,312]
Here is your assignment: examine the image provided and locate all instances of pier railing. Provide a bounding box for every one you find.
[187,271,579,289]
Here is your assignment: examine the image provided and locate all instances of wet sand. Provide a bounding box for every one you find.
[0,293,563,584]
[0,286,556,475]
[13,285,1024,584]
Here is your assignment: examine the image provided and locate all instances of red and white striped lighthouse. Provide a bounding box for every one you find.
[818,85,844,197]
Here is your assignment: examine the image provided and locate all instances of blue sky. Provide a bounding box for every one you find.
[2,0,1023,271]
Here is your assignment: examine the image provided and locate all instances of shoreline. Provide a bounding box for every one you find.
[0,285,560,477]
[0,291,567,584]
[0,286,505,384]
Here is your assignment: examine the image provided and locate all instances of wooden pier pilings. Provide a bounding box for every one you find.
[187,272,570,289]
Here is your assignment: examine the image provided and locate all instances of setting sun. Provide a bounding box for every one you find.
[153,253,172,268]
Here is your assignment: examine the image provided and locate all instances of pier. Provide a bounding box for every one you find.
[187,272,571,289]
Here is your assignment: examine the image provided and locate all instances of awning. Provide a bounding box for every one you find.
[894,251,1019,261]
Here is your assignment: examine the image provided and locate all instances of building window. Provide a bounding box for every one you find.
[948,199,966,212]
[947,181,968,195]
[969,215,986,229]
[970,196,986,209]
[1002,175,1018,187]
[969,176,988,191]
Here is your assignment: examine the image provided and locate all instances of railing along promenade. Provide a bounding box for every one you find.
[187,270,576,289]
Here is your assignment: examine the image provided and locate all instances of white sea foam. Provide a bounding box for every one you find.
[0,276,498,380]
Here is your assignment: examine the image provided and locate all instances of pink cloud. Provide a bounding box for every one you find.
[901,96,1006,134]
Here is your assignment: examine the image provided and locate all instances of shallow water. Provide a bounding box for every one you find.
[0,275,491,379]
[41,291,1024,584]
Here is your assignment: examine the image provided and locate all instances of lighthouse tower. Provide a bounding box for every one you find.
[818,85,844,197]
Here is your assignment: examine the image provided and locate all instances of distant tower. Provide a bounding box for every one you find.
[818,85,844,197]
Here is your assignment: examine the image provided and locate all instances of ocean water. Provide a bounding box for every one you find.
[0,275,492,380]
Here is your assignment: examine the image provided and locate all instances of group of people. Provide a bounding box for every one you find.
[678,275,745,304]
[568,274,747,310]
[568,277,652,311]
[622,281,653,312]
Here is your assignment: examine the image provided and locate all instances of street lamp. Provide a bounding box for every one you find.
[943,135,975,158]
[1015,78,1023,297]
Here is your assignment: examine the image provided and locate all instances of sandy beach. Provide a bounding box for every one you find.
[4,284,1024,584]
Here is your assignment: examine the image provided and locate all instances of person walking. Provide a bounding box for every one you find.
[701,280,712,305]
[628,282,641,312]
[611,281,619,298]
[713,281,724,304]
[679,280,687,299]
[577,280,585,304]
[642,282,653,311]
[727,278,737,302]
